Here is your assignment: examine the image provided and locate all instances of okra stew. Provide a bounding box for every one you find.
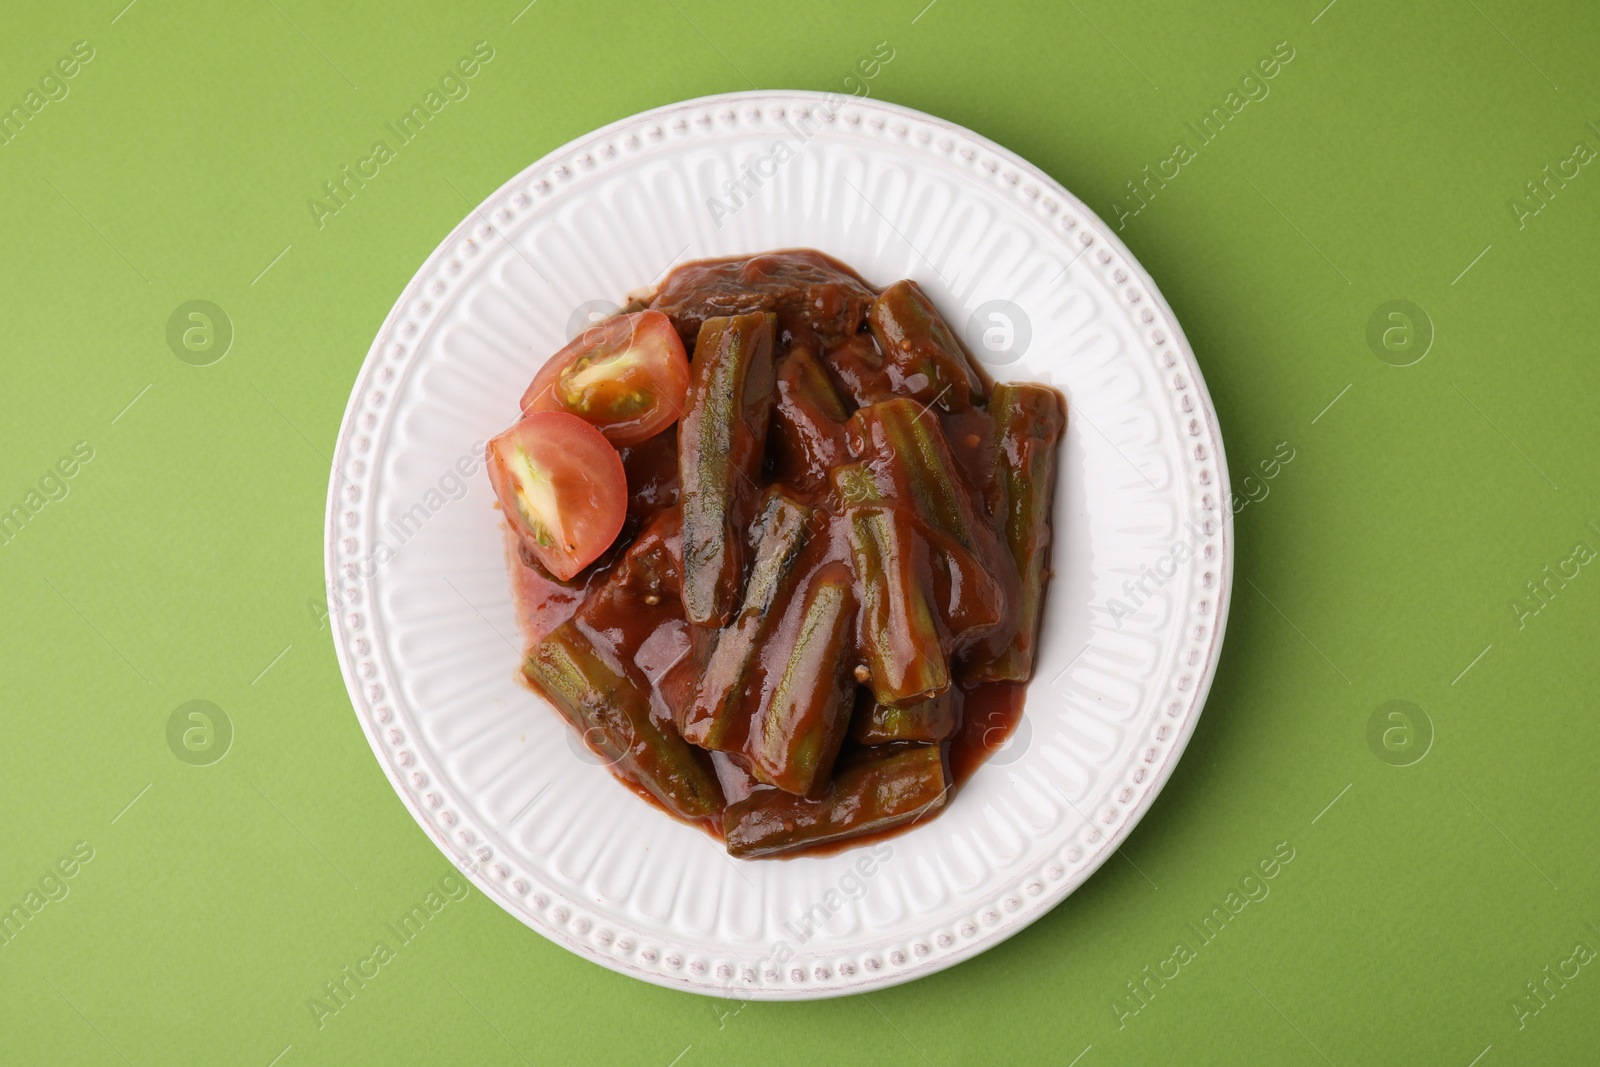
[486,250,1066,859]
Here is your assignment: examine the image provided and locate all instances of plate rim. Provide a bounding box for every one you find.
[324,88,1234,1000]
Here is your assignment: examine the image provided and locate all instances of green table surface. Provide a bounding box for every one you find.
[4,0,1598,1063]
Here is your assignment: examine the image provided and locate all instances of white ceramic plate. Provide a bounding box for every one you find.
[325,90,1232,1000]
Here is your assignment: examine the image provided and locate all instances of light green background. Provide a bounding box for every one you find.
[3,1,1597,1063]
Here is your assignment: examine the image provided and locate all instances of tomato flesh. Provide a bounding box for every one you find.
[520,310,689,446]
[486,410,628,581]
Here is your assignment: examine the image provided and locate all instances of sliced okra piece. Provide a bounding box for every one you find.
[679,490,814,749]
[748,564,858,796]
[844,501,950,705]
[678,312,777,627]
[866,279,986,410]
[524,621,724,819]
[849,688,959,744]
[848,397,986,553]
[972,382,1065,682]
[833,454,1008,665]
[770,347,852,489]
[723,744,949,858]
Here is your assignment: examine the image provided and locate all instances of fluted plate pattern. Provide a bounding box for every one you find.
[324,91,1233,999]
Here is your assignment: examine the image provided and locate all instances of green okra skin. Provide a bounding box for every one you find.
[770,347,853,490]
[866,279,987,411]
[848,397,984,553]
[974,381,1066,682]
[680,490,814,749]
[678,312,777,627]
[851,399,1024,662]
[836,440,1011,668]
[927,521,1008,642]
[829,461,882,508]
[781,346,850,422]
[724,744,949,858]
[845,502,950,704]
[524,621,725,820]
[850,689,960,744]
[749,565,858,796]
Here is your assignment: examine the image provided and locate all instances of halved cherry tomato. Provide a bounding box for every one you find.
[486,410,627,581]
[520,310,690,446]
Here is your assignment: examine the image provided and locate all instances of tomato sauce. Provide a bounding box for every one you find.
[500,250,1061,858]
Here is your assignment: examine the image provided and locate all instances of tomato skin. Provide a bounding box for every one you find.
[486,410,628,581]
[520,311,690,446]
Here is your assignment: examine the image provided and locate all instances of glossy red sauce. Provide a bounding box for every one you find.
[510,538,1027,850]
[504,250,1053,857]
